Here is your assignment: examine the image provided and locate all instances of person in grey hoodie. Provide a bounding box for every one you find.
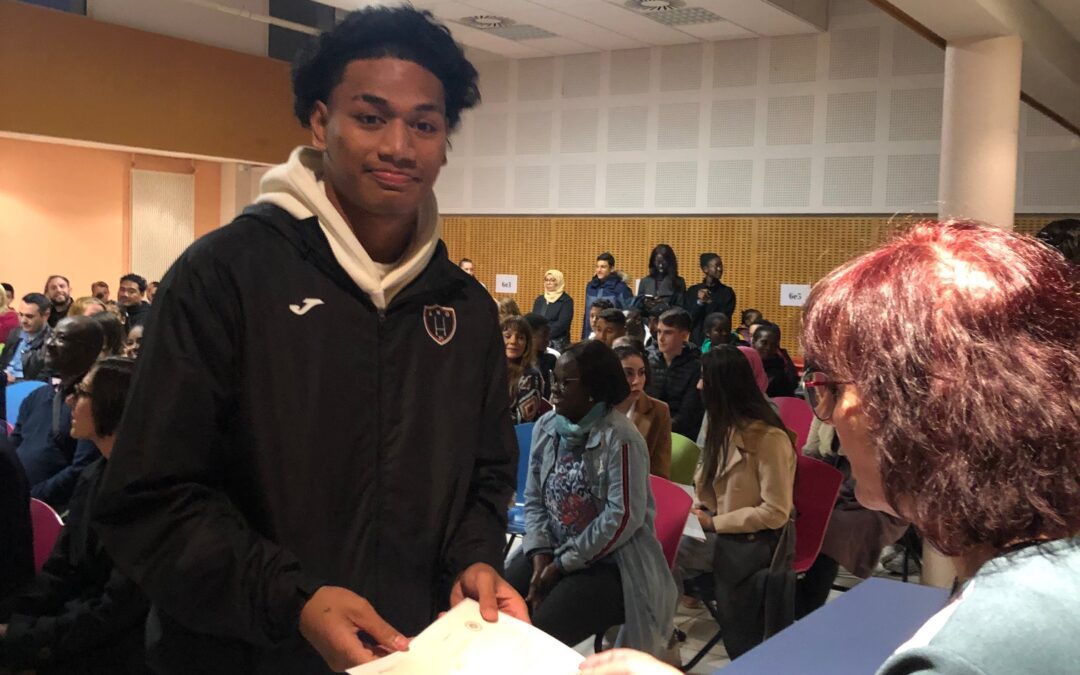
[93,7,525,675]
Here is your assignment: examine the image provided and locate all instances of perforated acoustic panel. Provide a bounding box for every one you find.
[130,170,194,283]
[441,215,1069,353]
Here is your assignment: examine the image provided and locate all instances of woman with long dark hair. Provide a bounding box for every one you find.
[676,345,796,658]
[502,315,543,424]
[635,244,686,309]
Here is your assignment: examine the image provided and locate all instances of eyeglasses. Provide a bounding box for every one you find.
[801,370,851,422]
[550,377,580,391]
[71,383,93,401]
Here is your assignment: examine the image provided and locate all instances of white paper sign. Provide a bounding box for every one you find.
[495,274,518,294]
[780,284,812,307]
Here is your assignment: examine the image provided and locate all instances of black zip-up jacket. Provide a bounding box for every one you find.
[92,204,517,674]
[530,293,574,346]
[681,281,736,347]
[646,344,704,439]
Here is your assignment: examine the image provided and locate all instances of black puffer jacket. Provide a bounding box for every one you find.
[93,203,517,674]
[646,344,704,439]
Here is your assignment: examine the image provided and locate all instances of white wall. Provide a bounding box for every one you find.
[438,0,1079,215]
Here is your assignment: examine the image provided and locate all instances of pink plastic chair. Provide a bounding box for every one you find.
[792,455,844,574]
[774,396,815,451]
[649,475,693,569]
[30,498,64,572]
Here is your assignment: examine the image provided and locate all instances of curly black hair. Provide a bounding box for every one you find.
[291,6,480,132]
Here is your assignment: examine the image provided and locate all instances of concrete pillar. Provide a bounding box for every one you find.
[938,36,1023,230]
[925,35,1023,588]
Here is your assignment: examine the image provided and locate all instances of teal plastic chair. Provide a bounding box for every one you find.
[669,432,701,486]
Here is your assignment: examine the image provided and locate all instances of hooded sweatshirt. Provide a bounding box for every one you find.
[257,146,439,310]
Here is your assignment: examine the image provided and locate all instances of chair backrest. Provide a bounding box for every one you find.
[513,422,536,505]
[649,475,693,569]
[774,396,815,451]
[669,433,701,486]
[30,497,64,572]
[792,455,844,574]
[7,380,49,426]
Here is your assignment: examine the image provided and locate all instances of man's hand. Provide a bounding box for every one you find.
[298,586,408,672]
[579,648,681,675]
[697,288,711,303]
[450,562,529,623]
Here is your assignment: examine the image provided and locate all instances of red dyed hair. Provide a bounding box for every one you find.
[802,221,1080,555]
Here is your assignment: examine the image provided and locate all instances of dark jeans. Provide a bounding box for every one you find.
[506,553,625,647]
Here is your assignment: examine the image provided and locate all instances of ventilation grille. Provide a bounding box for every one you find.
[457,16,556,40]
[620,0,723,25]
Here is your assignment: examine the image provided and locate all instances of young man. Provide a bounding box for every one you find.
[458,258,475,275]
[682,253,736,348]
[700,312,735,353]
[93,8,523,675]
[116,273,151,329]
[581,252,632,340]
[43,275,72,328]
[595,307,627,347]
[586,298,614,340]
[1,294,51,383]
[645,308,704,439]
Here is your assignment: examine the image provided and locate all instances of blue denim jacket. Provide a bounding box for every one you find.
[522,409,677,655]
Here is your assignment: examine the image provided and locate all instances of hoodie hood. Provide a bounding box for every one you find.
[256,146,440,310]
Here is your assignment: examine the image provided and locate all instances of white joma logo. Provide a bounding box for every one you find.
[289,298,325,316]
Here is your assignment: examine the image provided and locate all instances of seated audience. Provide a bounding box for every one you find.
[645,309,704,439]
[117,273,151,329]
[0,283,17,338]
[524,313,556,399]
[531,269,574,352]
[700,312,735,353]
[0,433,33,611]
[635,245,686,308]
[123,324,144,360]
[503,315,544,424]
[1035,217,1078,264]
[586,298,614,340]
[91,281,110,302]
[794,417,909,619]
[582,252,632,340]
[11,316,104,511]
[614,343,671,478]
[93,311,127,357]
[682,254,736,347]
[0,357,150,674]
[507,341,677,655]
[734,308,762,345]
[497,297,522,323]
[595,308,627,347]
[695,344,773,448]
[752,322,798,398]
[69,296,107,317]
[2,293,51,383]
[586,221,1080,675]
[43,275,72,328]
[676,345,796,659]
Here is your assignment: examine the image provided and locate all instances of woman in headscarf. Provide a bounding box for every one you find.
[531,269,574,352]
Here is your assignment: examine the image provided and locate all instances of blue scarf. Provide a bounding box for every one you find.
[552,402,609,448]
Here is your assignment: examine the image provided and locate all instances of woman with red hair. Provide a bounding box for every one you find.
[577,221,1080,675]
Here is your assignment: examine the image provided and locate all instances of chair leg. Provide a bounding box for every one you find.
[594,632,605,654]
[503,533,519,559]
[681,629,723,672]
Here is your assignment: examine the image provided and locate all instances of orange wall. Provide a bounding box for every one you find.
[0,0,307,164]
[0,136,222,303]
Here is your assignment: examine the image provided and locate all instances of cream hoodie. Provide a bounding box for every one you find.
[256,146,440,310]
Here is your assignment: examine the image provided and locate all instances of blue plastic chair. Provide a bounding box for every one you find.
[505,422,535,556]
[7,381,48,426]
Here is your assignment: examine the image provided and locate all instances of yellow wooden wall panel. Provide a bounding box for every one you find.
[442,215,1070,353]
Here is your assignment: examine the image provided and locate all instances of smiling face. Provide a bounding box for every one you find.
[117,281,144,308]
[543,274,558,292]
[594,259,611,280]
[66,368,97,443]
[503,328,527,361]
[753,328,779,361]
[310,58,447,224]
[45,277,70,305]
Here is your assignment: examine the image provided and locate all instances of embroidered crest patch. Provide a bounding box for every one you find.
[423,305,457,346]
